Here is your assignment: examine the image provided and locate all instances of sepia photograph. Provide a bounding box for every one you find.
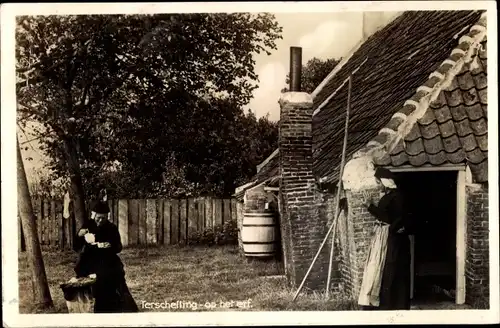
[1,1,498,326]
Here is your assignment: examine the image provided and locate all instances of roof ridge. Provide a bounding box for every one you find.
[355,12,487,161]
[253,12,406,173]
[311,12,404,110]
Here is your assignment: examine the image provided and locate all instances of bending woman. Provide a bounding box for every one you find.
[75,201,138,313]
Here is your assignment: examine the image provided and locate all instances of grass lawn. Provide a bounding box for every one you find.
[18,245,357,313]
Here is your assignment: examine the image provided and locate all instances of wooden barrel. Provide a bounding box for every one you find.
[242,211,278,257]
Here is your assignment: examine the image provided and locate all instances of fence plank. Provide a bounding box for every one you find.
[113,200,119,225]
[138,199,147,244]
[64,213,71,249]
[188,198,197,238]
[223,199,231,225]
[146,199,157,245]
[35,198,42,243]
[156,199,164,244]
[214,199,222,227]
[179,199,187,244]
[118,200,129,247]
[43,199,50,245]
[55,201,63,247]
[205,198,213,229]
[163,200,171,245]
[231,199,237,222]
[170,199,179,244]
[108,200,114,224]
[50,200,57,245]
[128,199,139,245]
[197,198,205,231]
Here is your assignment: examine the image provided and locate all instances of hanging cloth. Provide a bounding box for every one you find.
[63,191,71,219]
[358,223,390,307]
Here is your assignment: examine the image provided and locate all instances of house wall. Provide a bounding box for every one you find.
[465,183,489,307]
[342,187,385,298]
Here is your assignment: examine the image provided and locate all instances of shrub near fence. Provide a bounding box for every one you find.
[19,197,238,250]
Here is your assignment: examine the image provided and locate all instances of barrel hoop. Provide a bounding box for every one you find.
[242,241,276,245]
[242,224,276,227]
[243,212,276,217]
[244,252,274,255]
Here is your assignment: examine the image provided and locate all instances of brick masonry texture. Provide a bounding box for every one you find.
[465,183,489,307]
[279,96,341,291]
[343,187,384,298]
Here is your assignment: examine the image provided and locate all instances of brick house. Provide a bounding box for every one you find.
[235,10,489,307]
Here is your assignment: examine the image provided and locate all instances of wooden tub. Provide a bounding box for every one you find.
[60,276,96,313]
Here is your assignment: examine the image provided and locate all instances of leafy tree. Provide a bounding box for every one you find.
[281,57,340,93]
[16,14,282,215]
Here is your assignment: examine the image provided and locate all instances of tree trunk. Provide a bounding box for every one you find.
[17,138,54,309]
[62,137,87,240]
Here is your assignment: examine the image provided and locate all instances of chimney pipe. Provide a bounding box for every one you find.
[289,47,302,92]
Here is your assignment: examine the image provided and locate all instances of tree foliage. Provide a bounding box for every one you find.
[16,14,282,201]
[282,57,340,93]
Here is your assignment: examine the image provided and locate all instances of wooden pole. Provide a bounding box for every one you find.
[17,137,54,309]
[291,207,345,302]
[326,75,352,298]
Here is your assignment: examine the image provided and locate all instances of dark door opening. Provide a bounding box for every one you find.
[395,170,457,305]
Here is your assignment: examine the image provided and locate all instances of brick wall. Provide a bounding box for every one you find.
[322,192,343,293]
[278,93,336,290]
[465,183,489,308]
[343,187,384,298]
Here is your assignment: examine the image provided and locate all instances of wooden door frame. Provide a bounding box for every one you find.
[386,164,467,304]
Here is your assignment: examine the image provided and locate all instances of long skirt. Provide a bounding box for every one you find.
[358,224,390,307]
[93,273,138,313]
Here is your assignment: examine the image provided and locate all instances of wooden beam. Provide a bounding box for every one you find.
[409,235,415,299]
[386,164,466,172]
[264,187,280,192]
[456,170,467,304]
[256,149,279,173]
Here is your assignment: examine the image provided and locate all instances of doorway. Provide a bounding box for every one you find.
[394,170,458,305]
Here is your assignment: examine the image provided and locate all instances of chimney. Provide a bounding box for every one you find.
[278,48,329,289]
[289,46,302,92]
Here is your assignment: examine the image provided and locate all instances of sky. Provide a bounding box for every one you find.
[19,12,400,178]
[245,12,400,121]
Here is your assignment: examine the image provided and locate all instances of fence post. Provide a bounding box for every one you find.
[118,200,129,247]
[188,198,197,240]
[179,199,187,244]
[50,200,57,246]
[163,199,171,245]
[214,199,222,227]
[171,199,179,244]
[205,197,213,230]
[223,199,231,225]
[146,199,157,245]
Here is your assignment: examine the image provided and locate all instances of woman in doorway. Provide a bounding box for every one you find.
[75,200,138,313]
[364,167,412,310]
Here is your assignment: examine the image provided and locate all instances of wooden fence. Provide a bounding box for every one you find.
[19,197,238,250]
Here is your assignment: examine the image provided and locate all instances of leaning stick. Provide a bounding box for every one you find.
[325,75,353,297]
[291,207,345,303]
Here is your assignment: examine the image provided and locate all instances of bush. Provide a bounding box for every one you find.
[188,219,238,246]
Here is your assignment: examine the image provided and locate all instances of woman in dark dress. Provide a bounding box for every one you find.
[365,167,412,310]
[75,200,138,313]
